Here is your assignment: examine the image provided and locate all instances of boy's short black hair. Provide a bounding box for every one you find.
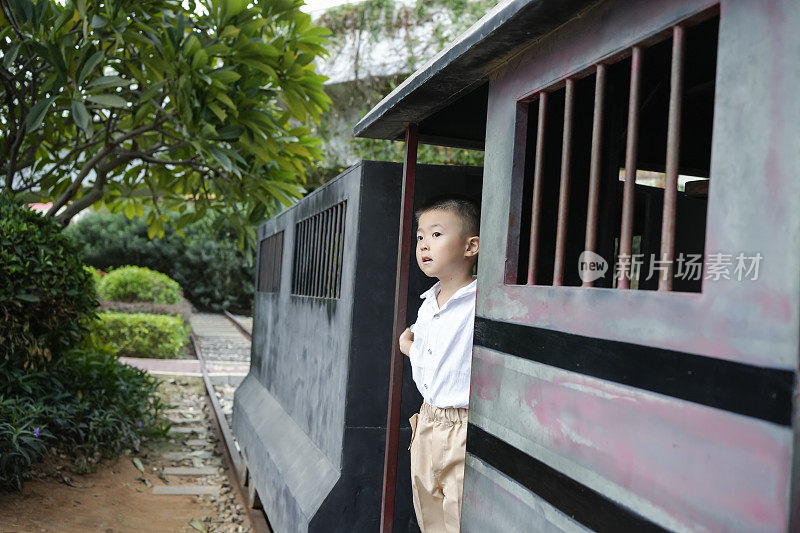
[415,195,480,237]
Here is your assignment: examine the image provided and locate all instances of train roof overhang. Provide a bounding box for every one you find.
[352,0,600,149]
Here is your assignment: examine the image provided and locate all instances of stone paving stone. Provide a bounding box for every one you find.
[186,439,210,447]
[152,485,221,496]
[162,450,213,461]
[167,417,206,426]
[163,467,218,476]
[167,426,208,435]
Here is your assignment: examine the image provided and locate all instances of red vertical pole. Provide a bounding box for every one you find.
[618,46,643,289]
[381,123,418,533]
[553,78,575,286]
[659,25,685,291]
[526,93,548,285]
[583,63,606,287]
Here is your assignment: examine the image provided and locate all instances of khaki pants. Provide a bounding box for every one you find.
[409,402,469,533]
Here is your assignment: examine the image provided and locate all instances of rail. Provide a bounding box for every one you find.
[191,329,268,532]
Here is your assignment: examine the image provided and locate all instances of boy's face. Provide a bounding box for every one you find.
[416,209,478,279]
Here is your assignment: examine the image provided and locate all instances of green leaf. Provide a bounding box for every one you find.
[139,80,166,103]
[77,50,104,86]
[124,203,135,219]
[209,70,240,84]
[191,49,208,70]
[183,34,201,57]
[71,100,91,135]
[206,102,226,121]
[87,76,133,91]
[219,25,239,39]
[208,146,232,171]
[215,125,243,140]
[90,14,106,28]
[247,203,266,224]
[86,94,127,107]
[215,92,236,110]
[286,143,311,158]
[25,96,56,133]
[3,42,21,69]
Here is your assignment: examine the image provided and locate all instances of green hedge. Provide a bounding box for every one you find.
[98,266,182,304]
[93,312,189,359]
[0,195,97,369]
[66,212,254,313]
[0,345,168,490]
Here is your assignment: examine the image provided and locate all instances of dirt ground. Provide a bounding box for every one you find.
[0,378,249,533]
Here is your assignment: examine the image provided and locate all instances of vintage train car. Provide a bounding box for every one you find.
[235,0,800,531]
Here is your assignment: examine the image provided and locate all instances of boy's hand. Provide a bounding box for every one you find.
[399,327,414,356]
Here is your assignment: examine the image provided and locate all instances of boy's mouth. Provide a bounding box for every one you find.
[422,257,433,264]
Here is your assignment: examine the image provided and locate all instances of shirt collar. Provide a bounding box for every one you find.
[419,278,477,302]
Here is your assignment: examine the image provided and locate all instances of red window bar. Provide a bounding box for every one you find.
[582,63,606,287]
[659,25,686,291]
[617,45,643,290]
[526,92,548,285]
[553,78,575,286]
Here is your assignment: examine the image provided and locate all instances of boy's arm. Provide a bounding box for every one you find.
[399,326,414,356]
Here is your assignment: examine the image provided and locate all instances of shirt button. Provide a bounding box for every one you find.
[427,349,432,354]
[424,384,428,389]
[433,315,440,319]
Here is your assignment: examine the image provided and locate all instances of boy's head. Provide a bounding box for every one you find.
[415,197,480,280]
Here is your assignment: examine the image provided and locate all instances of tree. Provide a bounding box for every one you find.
[0,0,331,245]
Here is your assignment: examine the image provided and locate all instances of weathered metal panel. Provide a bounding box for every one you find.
[465,0,800,531]
[470,346,792,531]
[234,162,400,532]
[462,455,590,533]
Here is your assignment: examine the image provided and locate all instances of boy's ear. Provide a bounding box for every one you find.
[465,235,479,257]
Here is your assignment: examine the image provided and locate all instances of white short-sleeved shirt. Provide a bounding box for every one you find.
[408,279,477,409]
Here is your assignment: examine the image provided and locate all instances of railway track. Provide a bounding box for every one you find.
[192,312,268,533]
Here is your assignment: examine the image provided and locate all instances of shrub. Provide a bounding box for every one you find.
[65,212,254,313]
[85,266,104,290]
[99,299,192,324]
[92,312,189,359]
[98,266,182,305]
[0,195,97,369]
[0,345,168,490]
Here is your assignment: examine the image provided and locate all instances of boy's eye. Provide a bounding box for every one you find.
[417,235,423,241]
[432,232,442,237]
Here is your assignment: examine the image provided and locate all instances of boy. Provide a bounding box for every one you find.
[398,197,480,533]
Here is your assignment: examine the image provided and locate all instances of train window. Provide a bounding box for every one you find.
[508,13,718,293]
[291,201,347,298]
[257,231,284,293]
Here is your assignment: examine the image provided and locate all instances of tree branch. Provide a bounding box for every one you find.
[53,153,137,225]
[45,120,167,216]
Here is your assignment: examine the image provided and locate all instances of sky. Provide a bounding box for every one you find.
[300,0,364,16]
